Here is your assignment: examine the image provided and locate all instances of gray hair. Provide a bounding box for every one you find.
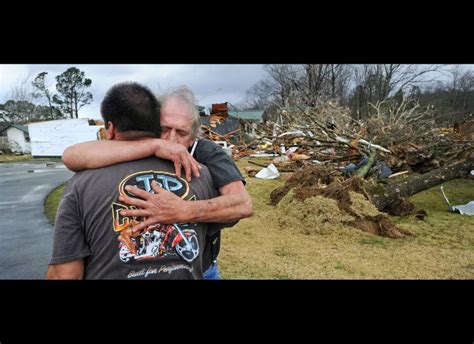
[158,85,202,139]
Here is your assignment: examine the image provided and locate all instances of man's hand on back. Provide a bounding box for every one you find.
[119,181,190,230]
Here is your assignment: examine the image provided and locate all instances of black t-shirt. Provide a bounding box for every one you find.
[191,139,246,271]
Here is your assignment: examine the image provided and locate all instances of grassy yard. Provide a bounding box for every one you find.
[0,154,33,163]
[44,184,66,225]
[44,158,474,279]
[221,158,474,279]
[0,154,63,163]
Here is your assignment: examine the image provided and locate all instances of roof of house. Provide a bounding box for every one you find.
[228,110,264,121]
[0,124,29,135]
[0,122,9,134]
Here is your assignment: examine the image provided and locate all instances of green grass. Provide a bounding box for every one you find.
[0,154,33,163]
[44,184,66,225]
[359,237,388,247]
[391,178,474,251]
[0,154,63,163]
[43,158,474,279]
[34,157,63,162]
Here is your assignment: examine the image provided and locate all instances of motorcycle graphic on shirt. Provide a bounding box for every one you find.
[117,223,199,263]
[111,171,199,264]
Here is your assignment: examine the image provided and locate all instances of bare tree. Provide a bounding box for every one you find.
[243,80,275,109]
[328,64,353,101]
[350,64,443,119]
[303,64,329,102]
[244,64,354,110]
[301,64,353,104]
[1,74,40,123]
[32,72,63,120]
[449,65,474,113]
[262,64,303,107]
[9,74,36,104]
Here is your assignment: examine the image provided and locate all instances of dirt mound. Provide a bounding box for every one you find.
[352,215,412,238]
[273,177,412,238]
[347,191,382,218]
[270,165,336,205]
[277,191,354,234]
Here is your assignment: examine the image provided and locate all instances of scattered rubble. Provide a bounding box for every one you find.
[201,101,473,176]
[200,100,474,237]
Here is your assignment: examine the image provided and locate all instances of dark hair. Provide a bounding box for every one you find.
[101,82,161,136]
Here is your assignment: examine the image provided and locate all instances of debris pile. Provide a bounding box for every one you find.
[201,101,473,177]
[200,100,474,235]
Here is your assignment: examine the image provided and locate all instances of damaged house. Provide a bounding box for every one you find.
[199,102,265,144]
[229,110,265,135]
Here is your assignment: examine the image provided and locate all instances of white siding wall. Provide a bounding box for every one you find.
[28,119,103,157]
[7,127,31,154]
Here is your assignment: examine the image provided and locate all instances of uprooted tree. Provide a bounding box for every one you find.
[269,156,473,239]
[263,96,473,238]
[269,166,414,239]
[368,157,474,214]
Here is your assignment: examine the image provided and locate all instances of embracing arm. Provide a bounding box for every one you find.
[62,139,157,171]
[46,260,84,280]
[62,139,200,181]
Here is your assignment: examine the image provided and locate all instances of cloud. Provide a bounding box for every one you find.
[0,64,31,102]
[0,64,265,119]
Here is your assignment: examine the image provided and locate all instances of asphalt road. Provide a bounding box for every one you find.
[0,161,74,279]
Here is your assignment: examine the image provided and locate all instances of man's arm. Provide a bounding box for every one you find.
[49,179,91,277]
[118,180,253,232]
[46,260,85,279]
[189,180,253,223]
[62,139,200,181]
[62,140,156,171]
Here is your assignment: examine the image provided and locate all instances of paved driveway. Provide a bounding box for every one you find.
[0,161,74,279]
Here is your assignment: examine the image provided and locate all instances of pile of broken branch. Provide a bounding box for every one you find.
[236,99,474,237]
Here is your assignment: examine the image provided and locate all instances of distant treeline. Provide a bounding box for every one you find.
[239,64,474,125]
[0,67,92,124]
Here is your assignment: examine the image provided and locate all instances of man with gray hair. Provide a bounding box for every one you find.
[63,85,252,279]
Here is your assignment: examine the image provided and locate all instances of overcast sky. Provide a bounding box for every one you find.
[0,64,265,119]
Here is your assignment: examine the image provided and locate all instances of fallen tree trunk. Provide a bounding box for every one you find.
[369,158,474,213]
[354,150,377,178]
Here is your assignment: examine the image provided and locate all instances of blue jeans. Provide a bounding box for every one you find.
[203,262,221,280]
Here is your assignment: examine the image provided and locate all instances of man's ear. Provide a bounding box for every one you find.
[105,121,115,140]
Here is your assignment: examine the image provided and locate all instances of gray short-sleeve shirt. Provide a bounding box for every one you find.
[50,157,218,279]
